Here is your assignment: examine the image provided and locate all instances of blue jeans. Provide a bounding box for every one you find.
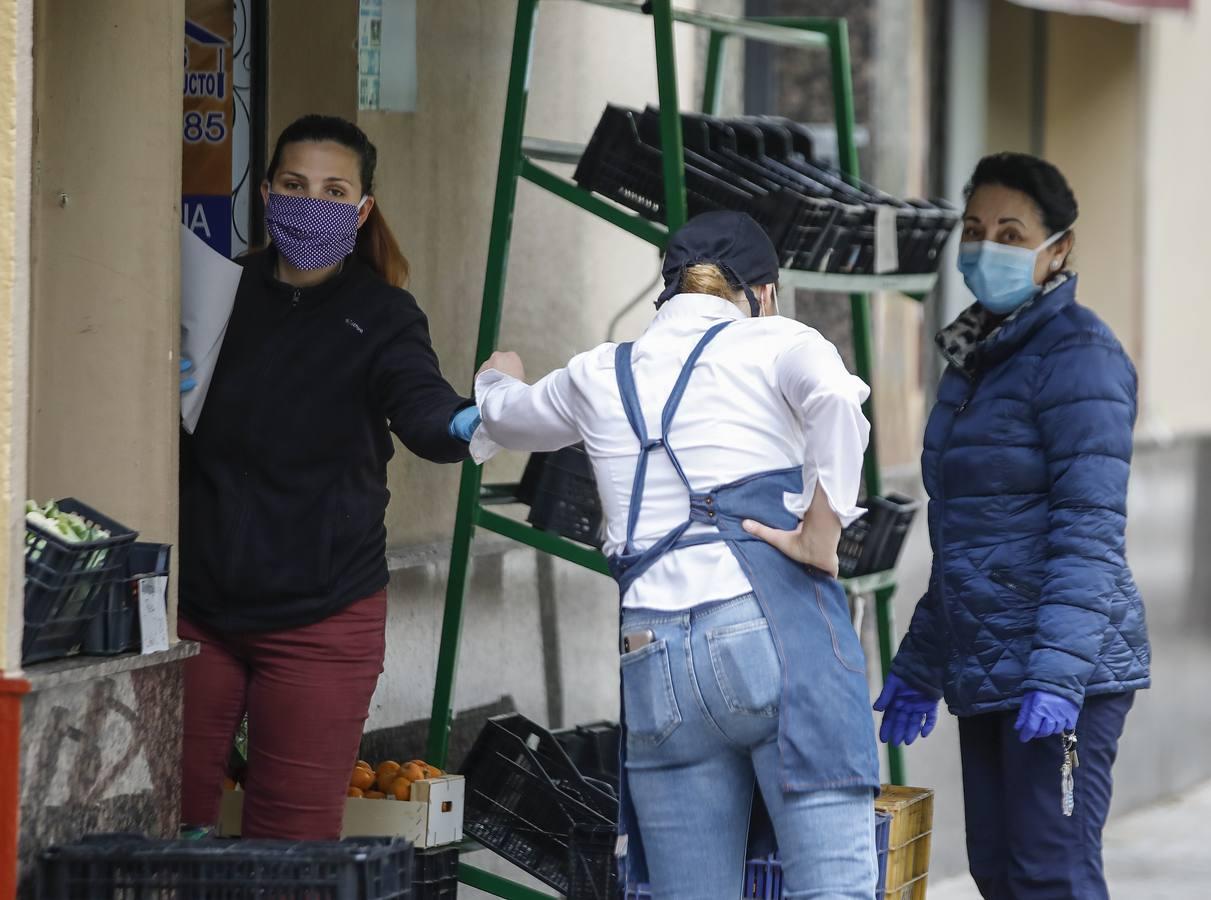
[621,593,877,900]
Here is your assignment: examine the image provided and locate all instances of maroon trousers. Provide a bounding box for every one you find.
[179,591,387,839]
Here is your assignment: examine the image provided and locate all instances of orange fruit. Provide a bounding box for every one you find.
[355,760,373,772]
[400,762,426,783]
[375,761,401,791]
[363,790,386,800]
[347,786,364,798]
[409,760,443,779]
[222,777,237,791]
[350,768,375,791]
[390,778,412,801]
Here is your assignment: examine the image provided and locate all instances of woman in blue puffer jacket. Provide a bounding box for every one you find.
[875,153,1150,900]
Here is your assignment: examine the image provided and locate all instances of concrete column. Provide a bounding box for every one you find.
[872,0,931,467]
[0,0,33,674]
[267,0,358,139]
[929,0,989,392]
[1139,6,1211,435]
[27,0,185,628]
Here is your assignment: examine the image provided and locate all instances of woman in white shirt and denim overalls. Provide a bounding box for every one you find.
[477,212,881,899]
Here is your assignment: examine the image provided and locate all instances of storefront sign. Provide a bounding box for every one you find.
[182,1,234,257]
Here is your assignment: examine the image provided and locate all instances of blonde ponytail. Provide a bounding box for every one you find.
[679,263,742,302]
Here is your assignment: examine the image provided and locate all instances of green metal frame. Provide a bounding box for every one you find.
[426,3,920,894]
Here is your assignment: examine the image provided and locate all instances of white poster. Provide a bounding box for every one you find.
[138,576,171,655]
[180,225,243,433]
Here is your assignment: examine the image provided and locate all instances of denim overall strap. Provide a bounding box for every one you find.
[612,321,730,550]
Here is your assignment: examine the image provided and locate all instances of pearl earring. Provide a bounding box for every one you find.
[1051,260,1060,271]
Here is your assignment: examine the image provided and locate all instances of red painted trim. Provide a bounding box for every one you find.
[1,677,30,900]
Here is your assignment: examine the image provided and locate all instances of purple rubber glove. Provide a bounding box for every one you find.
[1014,690,1079,742]
[873,673,939,746]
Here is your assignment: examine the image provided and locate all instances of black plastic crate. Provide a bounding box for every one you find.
[524,445,605,549]
[515,450,549,508]
[567,823,618,900]
[575,105,751,223]
[37,834,414,900]
[574,106,801,258]
[553,722,620,792]
[837,514,876,580]
[838,493,920,579]
[862,493,921,576]
[461,714,617,895]
[411,846,457,900]
[634,109,805,260]
[24,499,138,665]
[673,112,843,270]
[82,542,171,656]
[552,724,595,772]
[575,105,960,279]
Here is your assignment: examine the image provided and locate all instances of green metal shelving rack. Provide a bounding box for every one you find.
[424,3,936,895]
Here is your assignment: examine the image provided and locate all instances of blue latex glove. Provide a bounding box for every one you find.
[1014,690,1079,742]
[448,406,482,442]
[180,358,197,393]
[873,673,939,746]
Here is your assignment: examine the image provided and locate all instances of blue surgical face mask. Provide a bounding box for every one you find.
[957,230,1067,314]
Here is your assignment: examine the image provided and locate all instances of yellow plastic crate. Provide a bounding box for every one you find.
[875,784,934,899]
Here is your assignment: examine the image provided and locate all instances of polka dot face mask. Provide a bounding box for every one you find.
[265,192,367,271]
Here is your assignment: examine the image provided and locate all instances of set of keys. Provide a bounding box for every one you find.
[1061,730,1079,817]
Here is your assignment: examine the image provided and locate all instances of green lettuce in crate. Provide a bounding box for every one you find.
[25,499,112,570]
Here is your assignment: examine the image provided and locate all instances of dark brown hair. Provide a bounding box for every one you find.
[267,115,410,287]
[965,152,1079,235]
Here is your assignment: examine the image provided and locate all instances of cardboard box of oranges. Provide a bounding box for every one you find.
[218,758,465,847]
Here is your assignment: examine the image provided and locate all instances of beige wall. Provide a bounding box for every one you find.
[28,2,183,560]
[264,0,738,546]
[375,1,739,544]
[983,5,1211,436]
[1140,7,1211,435]
[267,0,357,138]
[0,0,32,673]
[1043,14,1142,365]
[986,0,1036,154]
[983,7,1143,370]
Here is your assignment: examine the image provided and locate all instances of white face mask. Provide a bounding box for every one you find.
[750,288,779,319]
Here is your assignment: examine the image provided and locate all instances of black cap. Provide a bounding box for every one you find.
[656,211,781,314]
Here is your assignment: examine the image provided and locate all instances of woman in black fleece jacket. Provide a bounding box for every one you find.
[178,115,474,839]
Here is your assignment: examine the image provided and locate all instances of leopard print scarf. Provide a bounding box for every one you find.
[936,272,1072,374]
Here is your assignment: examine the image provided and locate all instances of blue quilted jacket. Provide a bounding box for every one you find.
[891,275,1151,716]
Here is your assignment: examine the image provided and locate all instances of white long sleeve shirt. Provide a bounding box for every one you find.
[476,293,871,610]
